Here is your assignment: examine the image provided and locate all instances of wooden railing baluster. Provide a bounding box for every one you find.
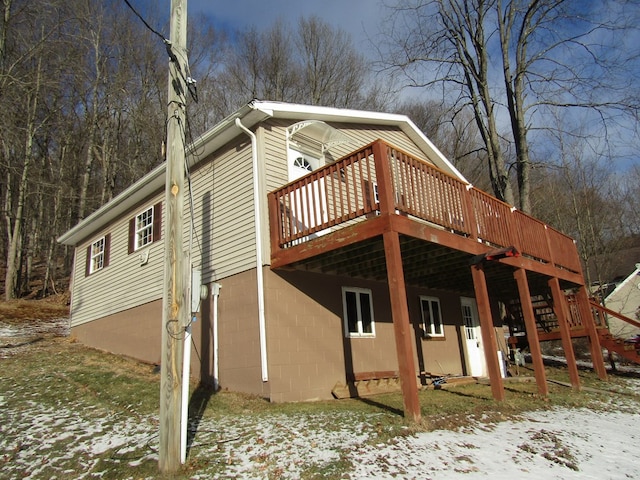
[269,139,582,276]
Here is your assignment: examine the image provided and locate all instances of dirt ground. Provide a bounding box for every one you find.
[0,298,70,358]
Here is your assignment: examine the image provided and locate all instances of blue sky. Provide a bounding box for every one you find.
[148,0,639,171]
[166,0,385,54]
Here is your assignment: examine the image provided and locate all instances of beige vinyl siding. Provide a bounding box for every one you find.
[70,194,165,327]
[261,120,289,193]
[260,119,432,195]
[187,138,257,285]
[72,137,258,326]
[325,123,430,162]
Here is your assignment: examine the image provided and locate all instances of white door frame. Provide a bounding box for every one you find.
[287,147,329,237]
[461,297,487,377]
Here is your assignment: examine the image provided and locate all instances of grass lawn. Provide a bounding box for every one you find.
[1,306,639,479]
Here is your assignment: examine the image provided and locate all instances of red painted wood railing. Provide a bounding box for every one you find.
[268,139,582,273]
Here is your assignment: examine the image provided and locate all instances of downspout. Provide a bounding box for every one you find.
[235,118,268,382]
[211,282,222,390]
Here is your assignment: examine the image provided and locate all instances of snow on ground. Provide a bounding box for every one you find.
[3,320,640,479]
[2,390,640,479]
[350,407,640,479]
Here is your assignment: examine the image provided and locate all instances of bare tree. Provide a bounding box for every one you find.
[379,0,640,213]
[215,16,383,115]
[1,0,69,299]
[297,16,369,107]
[395,98,492,189]
[530,115,626,288]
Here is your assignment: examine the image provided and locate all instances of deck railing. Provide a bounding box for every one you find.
[268,139,582,273]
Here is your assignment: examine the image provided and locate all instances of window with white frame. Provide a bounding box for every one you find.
[85,233,110,276]
[342,287,375,337]
[420,296,444,337]
[90,237,105,273]
[135,207,154,249]
[128,203,161,254]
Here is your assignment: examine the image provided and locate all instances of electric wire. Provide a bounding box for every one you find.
[124,0,205,338]
[122,0,167,42]
[123,0,197,104]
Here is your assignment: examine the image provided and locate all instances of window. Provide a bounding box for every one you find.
[420,296,444,337]
[342,287,375,337]
[128,202,162,254]
[91,237,105,272]
[293,155,313,172]
[85,234,110,276]
[136,207,153,248]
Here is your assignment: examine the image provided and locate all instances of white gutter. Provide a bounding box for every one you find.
[235,118,269,382]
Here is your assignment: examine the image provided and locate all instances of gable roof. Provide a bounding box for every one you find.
[606,263,640,302]
[58,100,468,246]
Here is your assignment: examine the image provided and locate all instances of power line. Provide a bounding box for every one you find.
[122,0,167,42]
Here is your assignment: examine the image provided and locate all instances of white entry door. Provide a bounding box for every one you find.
[287,148,328,237]
[461,297,487,377]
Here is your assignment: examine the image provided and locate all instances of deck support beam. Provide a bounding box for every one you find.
[470,264,505,401]
[576,286,608,380]
[383,230,421,423]
[514,268,548,396]
[548,277,581,390]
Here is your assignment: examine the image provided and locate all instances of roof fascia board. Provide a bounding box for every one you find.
[57,165,166,245]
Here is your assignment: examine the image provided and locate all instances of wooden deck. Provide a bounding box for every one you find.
[267,139,608,418]
[268,139,584,288]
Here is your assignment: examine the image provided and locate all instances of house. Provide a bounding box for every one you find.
[58,100,609,421]
[605,263,640,339]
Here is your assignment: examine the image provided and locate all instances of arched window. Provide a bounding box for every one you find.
[293,155,312,172]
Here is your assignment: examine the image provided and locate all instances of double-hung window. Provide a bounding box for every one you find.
[128,202,162,253]
[135,207,154,249]
[342,287,375,337]
[91,237,105,272]
[85,234,110,276]
[420,296,444,338]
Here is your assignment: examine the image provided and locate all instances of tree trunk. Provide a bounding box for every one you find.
[498,0,533,213]
[5,49,41,300]
[5,136,32,300]
[77,23,103,221]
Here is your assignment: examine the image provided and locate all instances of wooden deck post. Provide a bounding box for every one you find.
[267,192,282,256]
[513,268,548,396]
[372,140,395,216]
[383,230,421,423]
[470,264,505,401]
[576,286,608,380]
[548,277,581,390]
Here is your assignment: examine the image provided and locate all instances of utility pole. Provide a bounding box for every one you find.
[159,0,188,473]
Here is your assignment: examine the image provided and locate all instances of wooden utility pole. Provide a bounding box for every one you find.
[159,0,188,473]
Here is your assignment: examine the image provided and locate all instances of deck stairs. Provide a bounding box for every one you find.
[590,300,640,365]
[507,295,640,365]
[598,331,640,364]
